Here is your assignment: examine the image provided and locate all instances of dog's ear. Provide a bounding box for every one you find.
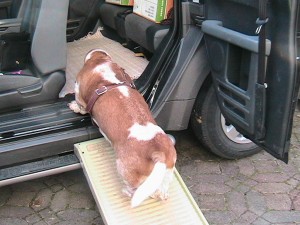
[151,151,166,163]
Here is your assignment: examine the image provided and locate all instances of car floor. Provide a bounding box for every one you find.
[60,30,149,97]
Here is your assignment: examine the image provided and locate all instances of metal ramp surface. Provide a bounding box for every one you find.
[75,138,209,225]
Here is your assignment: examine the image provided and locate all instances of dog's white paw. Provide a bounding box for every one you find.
[68,100,81,113]
[68,100,87,114]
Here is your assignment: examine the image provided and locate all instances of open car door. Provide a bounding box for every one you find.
[202,0,300,162]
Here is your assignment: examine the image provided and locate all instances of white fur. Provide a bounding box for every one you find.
[93,118,111,144]
[118,86,129,97]
[74,81,79,94]
[85,49,110,62]
[98,125,111,144]
[151,168,174,200]
[128,122,164,141]
[131,162,167,208]
[94,64,122,84]
[68,100,87,115]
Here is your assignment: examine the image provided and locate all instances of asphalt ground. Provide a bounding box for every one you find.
[0,106,299,225]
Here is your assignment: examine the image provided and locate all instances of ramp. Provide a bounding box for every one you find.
[75,138,209,225]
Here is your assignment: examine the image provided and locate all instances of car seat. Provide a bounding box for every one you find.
[99,2,132,39]
[124,13,170,53]
[0,0,27,35]
[0,0,68,112]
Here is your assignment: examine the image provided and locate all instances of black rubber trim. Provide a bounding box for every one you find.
[0,153,79,181]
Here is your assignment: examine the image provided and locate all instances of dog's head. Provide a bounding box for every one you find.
[84,49,111,63]
[73,48,134,112]
[73,49,113,110]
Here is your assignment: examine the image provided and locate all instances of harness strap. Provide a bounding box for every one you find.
[86,81,136,114]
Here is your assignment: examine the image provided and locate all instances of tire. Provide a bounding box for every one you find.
[190,85,261,159]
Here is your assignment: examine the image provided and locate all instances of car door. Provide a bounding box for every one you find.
[202,0,300,162]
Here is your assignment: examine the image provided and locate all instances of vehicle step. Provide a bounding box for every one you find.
[0,153,80,186]
[0,97,92,143]
[75,138,209,225]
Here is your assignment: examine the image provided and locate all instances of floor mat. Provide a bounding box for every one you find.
[60,31,149,97]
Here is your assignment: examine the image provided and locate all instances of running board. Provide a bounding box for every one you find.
[75,138,209,225]
[0,153,81,187]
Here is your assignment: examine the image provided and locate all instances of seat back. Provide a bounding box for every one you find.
[99,3,132,30]
[125,13,170,53]
[21,0,68,75]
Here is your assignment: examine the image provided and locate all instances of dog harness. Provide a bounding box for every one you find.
[86,80,136,114]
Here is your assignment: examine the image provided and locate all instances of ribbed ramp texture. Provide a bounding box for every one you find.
[75,139,209,225]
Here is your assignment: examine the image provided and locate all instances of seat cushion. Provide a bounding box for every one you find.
[99,3,132,30]
[125,13,169,53]
[0,73,39,92]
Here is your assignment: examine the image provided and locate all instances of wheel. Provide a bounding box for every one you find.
[190,84,261,159]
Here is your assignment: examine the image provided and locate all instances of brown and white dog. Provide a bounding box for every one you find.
[69,49,177,207]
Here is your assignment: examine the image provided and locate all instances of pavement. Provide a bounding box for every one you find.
[0,106,299,225]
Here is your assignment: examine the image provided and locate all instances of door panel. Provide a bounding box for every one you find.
[202,20,270,140]
[203,0,300,162]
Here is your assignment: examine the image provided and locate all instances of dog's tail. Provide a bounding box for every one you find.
[131,159,166,208]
